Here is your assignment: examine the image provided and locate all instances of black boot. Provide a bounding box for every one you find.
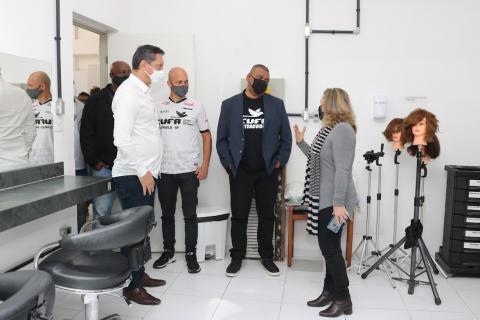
[307,291,333,307]
[319,297,352,317]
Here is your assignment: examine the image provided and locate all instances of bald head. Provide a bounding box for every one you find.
[168,67,188,83]
[27,71,51,90]
[168,67,189,100]
[110,61,131,90]
[250,64,269,74]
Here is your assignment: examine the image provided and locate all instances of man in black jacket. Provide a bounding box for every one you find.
[80,61,131,221]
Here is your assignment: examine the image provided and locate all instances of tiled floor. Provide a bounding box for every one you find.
[52,253,480,320]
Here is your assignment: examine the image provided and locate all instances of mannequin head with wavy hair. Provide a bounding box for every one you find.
[403,108,440,160]
[383,118,404,150]
[403,108,438,144]
[320,88,357,132]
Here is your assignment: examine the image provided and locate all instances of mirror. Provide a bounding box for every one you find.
[0,52,53,172]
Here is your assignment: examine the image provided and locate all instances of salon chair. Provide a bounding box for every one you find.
[34,206,155,320]
[0,270,55,320]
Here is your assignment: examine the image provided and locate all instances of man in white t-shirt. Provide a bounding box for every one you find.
[152,67,212,274]
[26,71,54,165]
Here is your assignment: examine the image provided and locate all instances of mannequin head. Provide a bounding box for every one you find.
[403,108,438,145]
[404,108,440,160]
[383,118,404,150]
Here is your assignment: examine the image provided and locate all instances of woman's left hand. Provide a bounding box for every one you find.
[333,206,350,224]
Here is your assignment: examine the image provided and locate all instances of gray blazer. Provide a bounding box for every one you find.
[298,122,359,215]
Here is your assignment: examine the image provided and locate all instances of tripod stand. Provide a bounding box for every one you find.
[398,162,449,278]
[350,152,376,274]
[385,150,409,272]
[361,150,442,305]
[351,145,395,288]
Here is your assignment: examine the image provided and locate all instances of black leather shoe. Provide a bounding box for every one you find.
[307,291,333,307]
[319,297,352,317]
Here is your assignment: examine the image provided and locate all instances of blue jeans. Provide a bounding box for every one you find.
[76,169,88,232]
[114,175,156,289]
[91,167,116,220]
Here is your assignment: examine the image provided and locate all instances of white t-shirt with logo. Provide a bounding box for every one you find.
[157,98,209,174]
[30,101,54,165]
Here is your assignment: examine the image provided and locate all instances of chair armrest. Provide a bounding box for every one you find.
[34,241,60,270]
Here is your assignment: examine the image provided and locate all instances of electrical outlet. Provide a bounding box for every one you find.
[59,226,72,238]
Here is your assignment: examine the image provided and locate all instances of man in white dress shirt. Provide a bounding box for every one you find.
[0,69,36,170]
[112,44,166,305]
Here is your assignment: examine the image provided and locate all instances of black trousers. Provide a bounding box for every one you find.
[157,172,199,253]
[114,175,156,289]
[317,206,350,299]
[229,167,279,260]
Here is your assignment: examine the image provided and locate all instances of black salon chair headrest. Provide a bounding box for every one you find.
[60,205,154,251]
[0,271,55,320]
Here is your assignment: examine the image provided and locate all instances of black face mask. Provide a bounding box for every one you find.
[318,105,324,120]
[251,77,268,96]
[112,75,129,86]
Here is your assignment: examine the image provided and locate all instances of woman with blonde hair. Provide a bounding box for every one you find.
[294,88,358,317]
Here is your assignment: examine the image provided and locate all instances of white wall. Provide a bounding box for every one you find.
[119,0,480,257]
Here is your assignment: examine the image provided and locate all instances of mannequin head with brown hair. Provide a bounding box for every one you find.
[383,118,404,150]
[403,108,440,160]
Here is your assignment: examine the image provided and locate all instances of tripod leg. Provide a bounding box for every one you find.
[357,239,368,274]
[362,237,406,279]
[379,260,396,289]
[347,239,364,272]
[418,238,439,275]
[418,240,442,305]
[352,239,364,260]
[408,245,418,295]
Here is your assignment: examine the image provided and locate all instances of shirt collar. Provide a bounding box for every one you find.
[130,73,150,94]
[169,97,187,104]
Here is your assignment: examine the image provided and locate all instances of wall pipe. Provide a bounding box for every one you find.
[287,0,361,118]
[55,0,62,99]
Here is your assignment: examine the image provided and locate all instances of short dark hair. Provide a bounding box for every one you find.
[78,92,89,98]
[132,45,165,70]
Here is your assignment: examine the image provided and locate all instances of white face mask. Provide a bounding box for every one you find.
[146,65,165,84]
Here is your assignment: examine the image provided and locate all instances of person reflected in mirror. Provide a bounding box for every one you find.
[26,71,53,165]
[0,68,36,170]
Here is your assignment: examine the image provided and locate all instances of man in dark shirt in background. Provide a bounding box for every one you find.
[216,64,292,277]
[80,61,130,222]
